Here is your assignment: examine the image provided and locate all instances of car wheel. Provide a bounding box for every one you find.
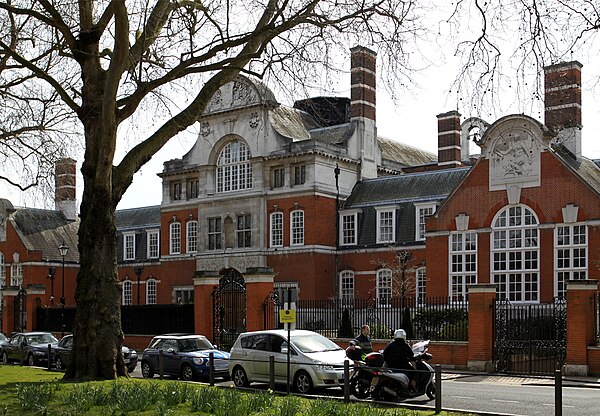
[55,356,64,371]
[1,352,8,364]
[181,364,194,381]
[141,361,154,378]
[426,381,435,400]
[294,370,313,394]
[232,366,249,388]
[27,354,35,366]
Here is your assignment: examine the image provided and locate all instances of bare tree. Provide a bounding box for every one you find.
[0,0,429,380]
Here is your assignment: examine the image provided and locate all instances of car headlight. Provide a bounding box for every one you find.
[192,357,206,365]
[33,350,46,355]
[314,361,334,371]
[130,350,137,358]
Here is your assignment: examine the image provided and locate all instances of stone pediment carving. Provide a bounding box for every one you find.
[480,115,544,191]
[204,76,277,115]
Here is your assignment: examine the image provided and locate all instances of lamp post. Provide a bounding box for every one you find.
[58,242,69,337]
[47,267,56,304]
[134,267,144,305]
[397,250,412,329]
[334,163,340,299]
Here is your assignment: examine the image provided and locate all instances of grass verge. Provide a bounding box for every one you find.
[0,365,473,416]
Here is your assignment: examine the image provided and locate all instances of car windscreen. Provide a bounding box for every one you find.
[291,334,342,353]
[26,334,58,345]
[179,337,214,352]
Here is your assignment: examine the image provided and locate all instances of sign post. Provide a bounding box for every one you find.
[279,288,297,394]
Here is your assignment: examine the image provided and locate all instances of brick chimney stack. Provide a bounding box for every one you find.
[544,61,583,159]
[350,46,377,179]
[55,158,77,221]
[437,111,462,167]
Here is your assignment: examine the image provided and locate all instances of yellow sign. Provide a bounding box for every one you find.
[279,309,297,323]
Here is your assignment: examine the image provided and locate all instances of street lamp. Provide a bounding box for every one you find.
[47,267,56,303]
[134,267,144,305]
[334,163,340,299]
[397,250,412,329]
[58,241,69,337]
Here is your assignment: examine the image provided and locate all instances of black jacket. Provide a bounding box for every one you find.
[383,338,414,370]
[353,333,373,353]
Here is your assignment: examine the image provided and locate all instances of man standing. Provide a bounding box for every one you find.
[353,324,373,354]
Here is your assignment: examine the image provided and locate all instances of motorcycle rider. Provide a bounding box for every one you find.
[353,324,373,354]
[383,329,417,392]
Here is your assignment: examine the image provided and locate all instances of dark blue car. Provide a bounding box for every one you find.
[0,332,58,366]
[141,334,230,381]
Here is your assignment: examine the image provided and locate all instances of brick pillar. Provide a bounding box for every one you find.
[193,271,220,342]
[564,279,599,376]
[25,287,45,332]
[1,290,16,333]
[467,284,496,371]
[243,267,275,332]
[437,111,462,167]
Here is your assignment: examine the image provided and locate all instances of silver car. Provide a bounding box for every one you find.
[228,329,349,393]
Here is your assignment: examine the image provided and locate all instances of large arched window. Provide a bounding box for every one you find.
[216,140,253,193]
[491,205,539,302]
[376,269,393,307]
[339,271,354,300]
[146,279,157,305]
[122,280,132,305]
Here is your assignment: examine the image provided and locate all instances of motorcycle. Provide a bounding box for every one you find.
[347,340,436,401]
[371,340,436,401]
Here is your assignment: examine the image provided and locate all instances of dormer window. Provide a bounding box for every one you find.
[216,140,252,193]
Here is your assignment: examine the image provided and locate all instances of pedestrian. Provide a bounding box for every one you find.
[353,324,373,354]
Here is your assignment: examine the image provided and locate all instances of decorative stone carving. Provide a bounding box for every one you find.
[562,204,579,223]
[507,185,521,205]
[249,112,260,128]
[232,80,254,105]
[200,121,211,137]
[206,89,222,112]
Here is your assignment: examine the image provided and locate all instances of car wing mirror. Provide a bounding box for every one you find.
[167,348,175,354]
[281,346,288,354]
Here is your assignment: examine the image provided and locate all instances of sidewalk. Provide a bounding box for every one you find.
[443,372,600,389]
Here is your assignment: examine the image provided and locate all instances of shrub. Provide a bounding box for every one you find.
[337,309,354,338]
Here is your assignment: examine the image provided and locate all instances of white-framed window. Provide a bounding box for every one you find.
[146,279,157,305]
[208,217,222,250]
[415,203,436,241]
[491,205,539,302]
[416,267,426,305]
[376,207,396,244]
[147,230,159,259]
[170,222,181,255]
[124,232,136,261]
[122,280,132,305]
[216,140,253,193]
[291,210,304,246]
[555,224,587,298]
[376,269,393,306]
[10,263,22,287]
[449,232,477,301]
[174,286,194,304]
[0,252,5,288]
[340,211,358,246]
[187,220,198,253]
[236,214,251,248]
[270,212,283,247]
[339,270,354,300]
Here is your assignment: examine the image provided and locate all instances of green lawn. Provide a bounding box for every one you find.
[0,365,473,416]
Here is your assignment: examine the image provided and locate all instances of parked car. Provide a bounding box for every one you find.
[0,333,7,347]
[53,334,138,372]
[229,329,349,393]
[0,332,58,366]
[141,333,230,381]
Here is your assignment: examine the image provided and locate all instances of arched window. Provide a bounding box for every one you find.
[122,280,132,305]
[416,267,426,305]
[290,210,304,246]
[376,269,393,306]
[146,279,157,305]
[491,205,539,302]
[270,212,283,247]
[216,140,253,193]
[170,222,181,255]
[339,271,354,300]
[186,220,198,253]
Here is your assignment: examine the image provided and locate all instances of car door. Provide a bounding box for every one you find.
[157,339,180,375]
[57,336,73,365]
[8,335,23,361]
[269,335,298,383]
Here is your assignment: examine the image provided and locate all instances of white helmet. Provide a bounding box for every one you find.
[393,329,407,340]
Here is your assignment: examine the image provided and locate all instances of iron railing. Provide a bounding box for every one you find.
[595,293,600,344]
[264,296,468,341]
[35,304,194,335]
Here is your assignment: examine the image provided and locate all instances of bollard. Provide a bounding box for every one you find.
[159,349,164,380]
[209,352,215,386]
[47,344,52,371]
[555,369,562,416]
[20,345,24,366]
[435,364,442,414]
[343,360,350,403]
[269,355,275,391]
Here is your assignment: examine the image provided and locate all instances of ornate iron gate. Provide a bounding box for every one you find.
[493,298,566,375]
[14,288,27,332]
[212,269,246,351]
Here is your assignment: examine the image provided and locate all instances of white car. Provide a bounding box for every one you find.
[228,329,349,393]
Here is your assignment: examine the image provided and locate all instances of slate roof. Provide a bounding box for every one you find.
[554,146,600,197]
[344,168,470,207]
[12,209,79,262]
[116,206,161,230]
